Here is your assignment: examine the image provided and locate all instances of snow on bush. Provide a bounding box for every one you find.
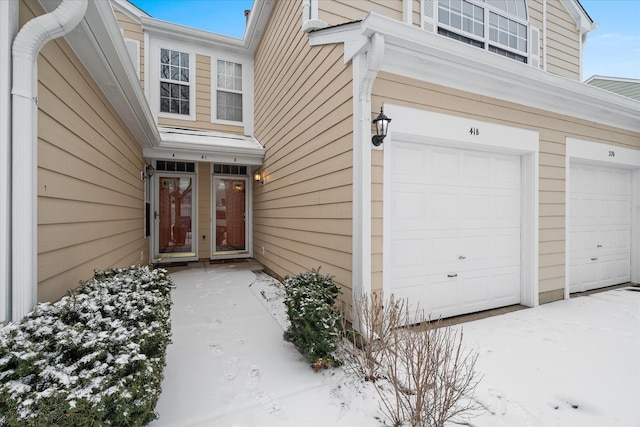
[282,268,341,370]
[0,265,174,426]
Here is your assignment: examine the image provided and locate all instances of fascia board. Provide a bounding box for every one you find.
[560,0,596,33]
[358,13,639,133]
[39,0,160,148]
[110,0,149,23]
[143,145,264,166]
[244,0,276,53]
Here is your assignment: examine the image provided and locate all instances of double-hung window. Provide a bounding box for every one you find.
[160,48,191,115]
[216,60,243,123]
[435,0,529,63]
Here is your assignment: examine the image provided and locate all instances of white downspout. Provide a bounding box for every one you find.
[352,32,384,331]
[11,0,87,322]
[1,0,19,322]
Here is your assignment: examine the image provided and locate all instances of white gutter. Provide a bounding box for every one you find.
[11,0,87,322]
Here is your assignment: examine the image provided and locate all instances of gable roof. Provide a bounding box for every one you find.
[40,0,159,148]
[585,76,640,102]
[310,12,639,132]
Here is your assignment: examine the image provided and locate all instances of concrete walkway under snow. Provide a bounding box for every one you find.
[149,263,375,427]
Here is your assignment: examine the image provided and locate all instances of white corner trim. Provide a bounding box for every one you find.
[12,0,88,322]
[382,104,540,310]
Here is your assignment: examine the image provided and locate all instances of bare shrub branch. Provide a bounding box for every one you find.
[345,295,483,427]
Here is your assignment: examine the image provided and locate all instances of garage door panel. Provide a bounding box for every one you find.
[391,142,522,319]
[393,143,425,177]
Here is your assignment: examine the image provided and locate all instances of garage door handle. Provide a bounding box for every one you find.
[447,273,458,278]
[597,245,603,248]
[590,257,598,261]
[458,255,466,260]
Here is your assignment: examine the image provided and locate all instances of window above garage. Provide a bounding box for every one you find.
[426,0,533,64]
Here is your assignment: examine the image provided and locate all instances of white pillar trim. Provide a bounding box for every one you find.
[352,33,384,330]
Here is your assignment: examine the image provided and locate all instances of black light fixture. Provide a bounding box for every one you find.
[145,163,155,178]
[372,107,391,146]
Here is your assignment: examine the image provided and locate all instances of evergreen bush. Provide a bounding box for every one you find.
[282,268,341,369]
[0,265,174,426]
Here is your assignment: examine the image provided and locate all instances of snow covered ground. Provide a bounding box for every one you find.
[151,266,639,426]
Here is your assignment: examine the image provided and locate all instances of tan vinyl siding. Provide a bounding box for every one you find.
[545,0,580,80]
[20,1,147,303]
[254,0,354,304]
[198,163,212,259]
[372,71,639,300]
[114,9,144,88]
[156,54,245,135]
[320,0,403,26]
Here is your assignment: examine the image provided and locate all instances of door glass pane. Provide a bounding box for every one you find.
[158,176,193,254]
[215,178,246,252]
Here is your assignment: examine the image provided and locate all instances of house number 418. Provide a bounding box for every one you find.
[608,150,615,157]
[469,127,480,136]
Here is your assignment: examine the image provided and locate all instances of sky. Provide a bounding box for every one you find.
[130,0,640,81]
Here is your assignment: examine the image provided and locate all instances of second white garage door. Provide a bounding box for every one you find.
[569,163,632,293]
[389,142,522,319]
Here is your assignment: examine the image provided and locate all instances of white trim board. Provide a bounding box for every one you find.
[565,138,640,295]
[382,104,540,310]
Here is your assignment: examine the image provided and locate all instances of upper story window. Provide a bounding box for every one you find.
[215,60,243,122]
[160,48,191,115]
[434,0,529,63]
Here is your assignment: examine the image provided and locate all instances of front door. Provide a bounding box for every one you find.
[155,174,196,260]
[213,177,248,256]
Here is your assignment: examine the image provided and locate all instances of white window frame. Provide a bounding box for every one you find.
[148,38,196,122]
[426,0,531,64]
[211,54,252,130]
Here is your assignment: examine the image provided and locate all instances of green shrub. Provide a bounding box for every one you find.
[0,265,174,426]
[282,268,341,369]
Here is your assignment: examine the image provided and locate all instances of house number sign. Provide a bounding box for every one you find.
[608,150,615,157]
[469,127,480,136]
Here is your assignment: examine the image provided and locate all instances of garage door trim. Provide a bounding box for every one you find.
[565,138,640,297]
[383,104,540,315]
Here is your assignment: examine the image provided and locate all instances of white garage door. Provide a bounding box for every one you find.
[569,163,632,293]
[389,142,521,319]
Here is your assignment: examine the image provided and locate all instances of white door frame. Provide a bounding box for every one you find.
[565,138,640,298]
[210,173,252,260]
[152,171,199,263]
[383,104,540,309]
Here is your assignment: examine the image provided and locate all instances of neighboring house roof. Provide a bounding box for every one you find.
[585,75,640,102]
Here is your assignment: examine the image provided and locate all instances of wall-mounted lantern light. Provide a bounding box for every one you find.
[371,107,391,146]
[144,163,155,179]
[254,171,264,184]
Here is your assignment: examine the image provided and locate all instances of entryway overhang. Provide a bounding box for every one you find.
[144,127,265,165]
